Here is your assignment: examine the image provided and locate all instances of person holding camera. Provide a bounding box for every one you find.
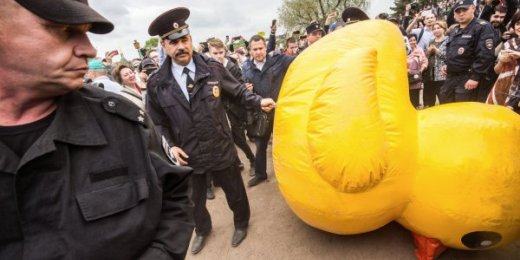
[406,4,437,52]
[440,0,495,103]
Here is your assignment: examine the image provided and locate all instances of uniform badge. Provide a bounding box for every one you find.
[458,47,465,55]
[173,22,179,29]
[485,39,494,50]
[212,86,220,97]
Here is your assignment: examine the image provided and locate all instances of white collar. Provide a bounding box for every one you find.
[171,58,196,75]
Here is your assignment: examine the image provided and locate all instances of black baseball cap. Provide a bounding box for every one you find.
[15,0,114,34]
[453,0,474,11]
[148,7,191,41]
[341,7,369,24]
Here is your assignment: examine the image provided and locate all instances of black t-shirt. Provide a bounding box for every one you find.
[0,112,56,157]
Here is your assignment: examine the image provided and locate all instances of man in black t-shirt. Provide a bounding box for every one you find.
[0,0,194,259]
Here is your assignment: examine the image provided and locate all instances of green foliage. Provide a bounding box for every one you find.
[144,37,159,51]
[390,0,435,17]
[278,0,369,32]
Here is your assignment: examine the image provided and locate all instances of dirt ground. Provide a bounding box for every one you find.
[186,143,520,260]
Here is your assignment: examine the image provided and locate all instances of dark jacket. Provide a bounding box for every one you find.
[0,86,194,259]
[446,18,495,81]
[225,59,248,121]
[146,53,262,174]
[241,52,295,102]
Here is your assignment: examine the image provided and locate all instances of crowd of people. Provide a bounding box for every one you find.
[2,0,520,259]
[386,0,520,110]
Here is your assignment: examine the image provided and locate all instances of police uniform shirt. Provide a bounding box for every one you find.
[446,18,495,81]
[171,59,196,101]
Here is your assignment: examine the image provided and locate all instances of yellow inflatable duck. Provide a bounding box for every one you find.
[273,20,520,255]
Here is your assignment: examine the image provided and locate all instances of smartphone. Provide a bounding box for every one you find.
[272,19,277,27]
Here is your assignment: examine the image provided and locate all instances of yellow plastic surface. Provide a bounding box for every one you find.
[273,20,520,249]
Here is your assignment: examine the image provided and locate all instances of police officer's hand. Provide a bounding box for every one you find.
[260,98,276,112]
[464,79,479,90]
[170,146,189,166]
[245,82,254,92]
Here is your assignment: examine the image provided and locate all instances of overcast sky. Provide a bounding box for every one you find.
[88,0,393,60]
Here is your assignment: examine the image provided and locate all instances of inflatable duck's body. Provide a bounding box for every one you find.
[273,20,520,254]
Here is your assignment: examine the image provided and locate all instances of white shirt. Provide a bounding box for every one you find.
[171,59,196,101]
[254,59,266,71]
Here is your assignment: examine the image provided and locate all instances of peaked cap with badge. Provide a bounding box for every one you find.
[148,7,191,40]
[305,21,325,35]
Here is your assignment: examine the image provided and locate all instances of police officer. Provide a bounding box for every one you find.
[441,0,496,103]
[0,0,194,259]
[145,7,276,255]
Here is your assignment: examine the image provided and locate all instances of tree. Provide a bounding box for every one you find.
[278,0,370,32]
[144,37,159,51]
[390,0,436,17]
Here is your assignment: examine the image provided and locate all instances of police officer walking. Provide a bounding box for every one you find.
[440,0,496,103]
[146,7,276,255]
[0,0,194,259]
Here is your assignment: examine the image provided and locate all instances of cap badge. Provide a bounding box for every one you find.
[173,22,179,29]
[212,86,220,98]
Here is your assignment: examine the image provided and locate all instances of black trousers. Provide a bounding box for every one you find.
[192,163,250,236]
[227,111,255,162]
[409,88,421,108]
[439,74,478,104]
[477,77,495,103]
[254,116,274,179]
[422,80,443,107]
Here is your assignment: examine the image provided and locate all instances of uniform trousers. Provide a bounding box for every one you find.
[192,163,250,236]
[440,74,478,104]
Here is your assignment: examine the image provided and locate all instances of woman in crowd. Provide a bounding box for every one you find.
[494,12,520,108]
[423,21,448,108]
[407,33,428,109]
[112,63,145,109]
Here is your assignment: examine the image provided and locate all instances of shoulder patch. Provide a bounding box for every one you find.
[101,96,148,127]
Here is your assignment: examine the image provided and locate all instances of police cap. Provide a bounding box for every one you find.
[14,0,114,34]
[453,0,474,11]
[148,7,191,41]
[305,21,324,35]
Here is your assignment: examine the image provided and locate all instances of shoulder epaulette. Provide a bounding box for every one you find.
[101,96,148,127]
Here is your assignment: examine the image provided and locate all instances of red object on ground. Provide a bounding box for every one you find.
[412,232,447,260]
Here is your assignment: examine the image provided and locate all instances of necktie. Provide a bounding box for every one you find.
[183,67,195,99]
